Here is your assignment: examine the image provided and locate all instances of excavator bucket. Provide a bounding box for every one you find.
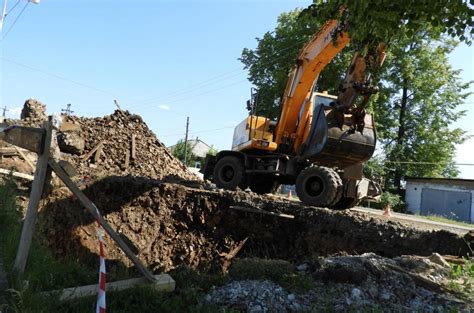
[301,104,376,169]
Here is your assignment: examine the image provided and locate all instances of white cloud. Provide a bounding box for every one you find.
[158,104,170,110]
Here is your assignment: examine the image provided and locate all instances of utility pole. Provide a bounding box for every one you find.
[183,116,189,166]
[1,106,7,117]
[61,103,74,116]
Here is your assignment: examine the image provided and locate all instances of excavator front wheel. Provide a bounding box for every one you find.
[213,156,245,190]
[295,166,340,207]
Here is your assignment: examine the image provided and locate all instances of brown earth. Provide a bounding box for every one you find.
[3,100,472,278]
[38,175,473,274]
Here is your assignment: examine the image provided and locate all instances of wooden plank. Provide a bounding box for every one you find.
[13,121,52,276]
[0,126,45,153]
[94,143,103,163]
[229,205,294,219]
[46,274,175,301]
[13,146,35,171]
[82,140,105,161]
[0,168,34,181]
[49,160,156,282]
[124,149,130,170]
[131,134,136,160]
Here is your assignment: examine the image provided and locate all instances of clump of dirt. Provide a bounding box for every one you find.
[20,99,47,124]
[38,175,472,273]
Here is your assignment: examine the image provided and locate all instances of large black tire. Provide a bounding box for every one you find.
[213,156,245,190]
[295,166,339,207]
[329,172,343,206]
[249,179,280,195]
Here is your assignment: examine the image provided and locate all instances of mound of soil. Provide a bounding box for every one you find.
[61,110,196,181]
[38,176,472,273]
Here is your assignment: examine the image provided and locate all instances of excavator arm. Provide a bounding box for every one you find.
[275,19,386,156]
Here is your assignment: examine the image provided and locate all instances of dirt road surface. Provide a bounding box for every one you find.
[352,206,473,235]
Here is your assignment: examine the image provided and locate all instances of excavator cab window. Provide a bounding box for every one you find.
[313,94,336,107]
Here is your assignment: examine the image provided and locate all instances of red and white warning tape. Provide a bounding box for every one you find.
[95,208,106,313]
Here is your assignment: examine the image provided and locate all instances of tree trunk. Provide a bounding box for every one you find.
[394,79,408,193]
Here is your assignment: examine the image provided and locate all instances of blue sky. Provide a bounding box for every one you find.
[1,0,473,178]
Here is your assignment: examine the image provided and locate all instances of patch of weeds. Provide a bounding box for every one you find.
[172,266,229,292]
[229,258,314,293]
[422,215,473,227]
[448,241,473,301]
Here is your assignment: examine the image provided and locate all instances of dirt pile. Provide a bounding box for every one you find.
[38,175,472,273]
[2,99,195,181]
[59,110,196,181]
[20,99,47,124]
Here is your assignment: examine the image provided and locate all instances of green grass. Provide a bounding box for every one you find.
[420,215,473,228]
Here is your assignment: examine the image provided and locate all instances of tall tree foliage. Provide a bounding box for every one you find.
[240,10,352,119]
[240,4,472,191]
[371,34,470,191]
[306,0,473,48]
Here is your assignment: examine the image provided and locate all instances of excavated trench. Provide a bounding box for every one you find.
[38,175,472,273]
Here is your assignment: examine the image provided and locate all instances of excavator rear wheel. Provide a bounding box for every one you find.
[213,156,245,191]
[295,166,340,207]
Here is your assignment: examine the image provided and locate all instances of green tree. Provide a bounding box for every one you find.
[240,9,352,119]
[305,0,473,48]
[240,4,472,194]
[171,139,196,166]
[371,33,471,192]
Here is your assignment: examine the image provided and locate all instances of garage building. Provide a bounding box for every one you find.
[405,177,474,223]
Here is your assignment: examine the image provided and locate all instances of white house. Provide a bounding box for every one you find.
[405,177,474,223]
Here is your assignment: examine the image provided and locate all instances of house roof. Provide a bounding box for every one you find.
[405,176,474,188]
[168,138,213,158]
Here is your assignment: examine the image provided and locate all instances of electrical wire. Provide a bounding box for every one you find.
[5,0,21,17]
[160,126,235,137]
[1,0,29,41]
[0,57,134,99]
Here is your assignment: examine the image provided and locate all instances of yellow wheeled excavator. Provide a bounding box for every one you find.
[202,18,385,208]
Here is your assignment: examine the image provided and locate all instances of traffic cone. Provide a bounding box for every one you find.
[287,190,292,199]
[383,204,392,217]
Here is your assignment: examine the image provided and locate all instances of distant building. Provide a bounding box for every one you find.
[169,137,215,170]
[405,177,474,223]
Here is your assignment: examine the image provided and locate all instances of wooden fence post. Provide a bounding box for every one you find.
[13,121,52,276]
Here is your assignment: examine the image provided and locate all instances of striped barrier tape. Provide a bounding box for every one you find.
[96,209,106,313]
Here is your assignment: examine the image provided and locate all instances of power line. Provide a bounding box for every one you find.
[128,37,310,110]
[1,0,29,41]
[0,57,132,99]
[133,68,244,106]
[5,0,21,17]
[160,125,235,137]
